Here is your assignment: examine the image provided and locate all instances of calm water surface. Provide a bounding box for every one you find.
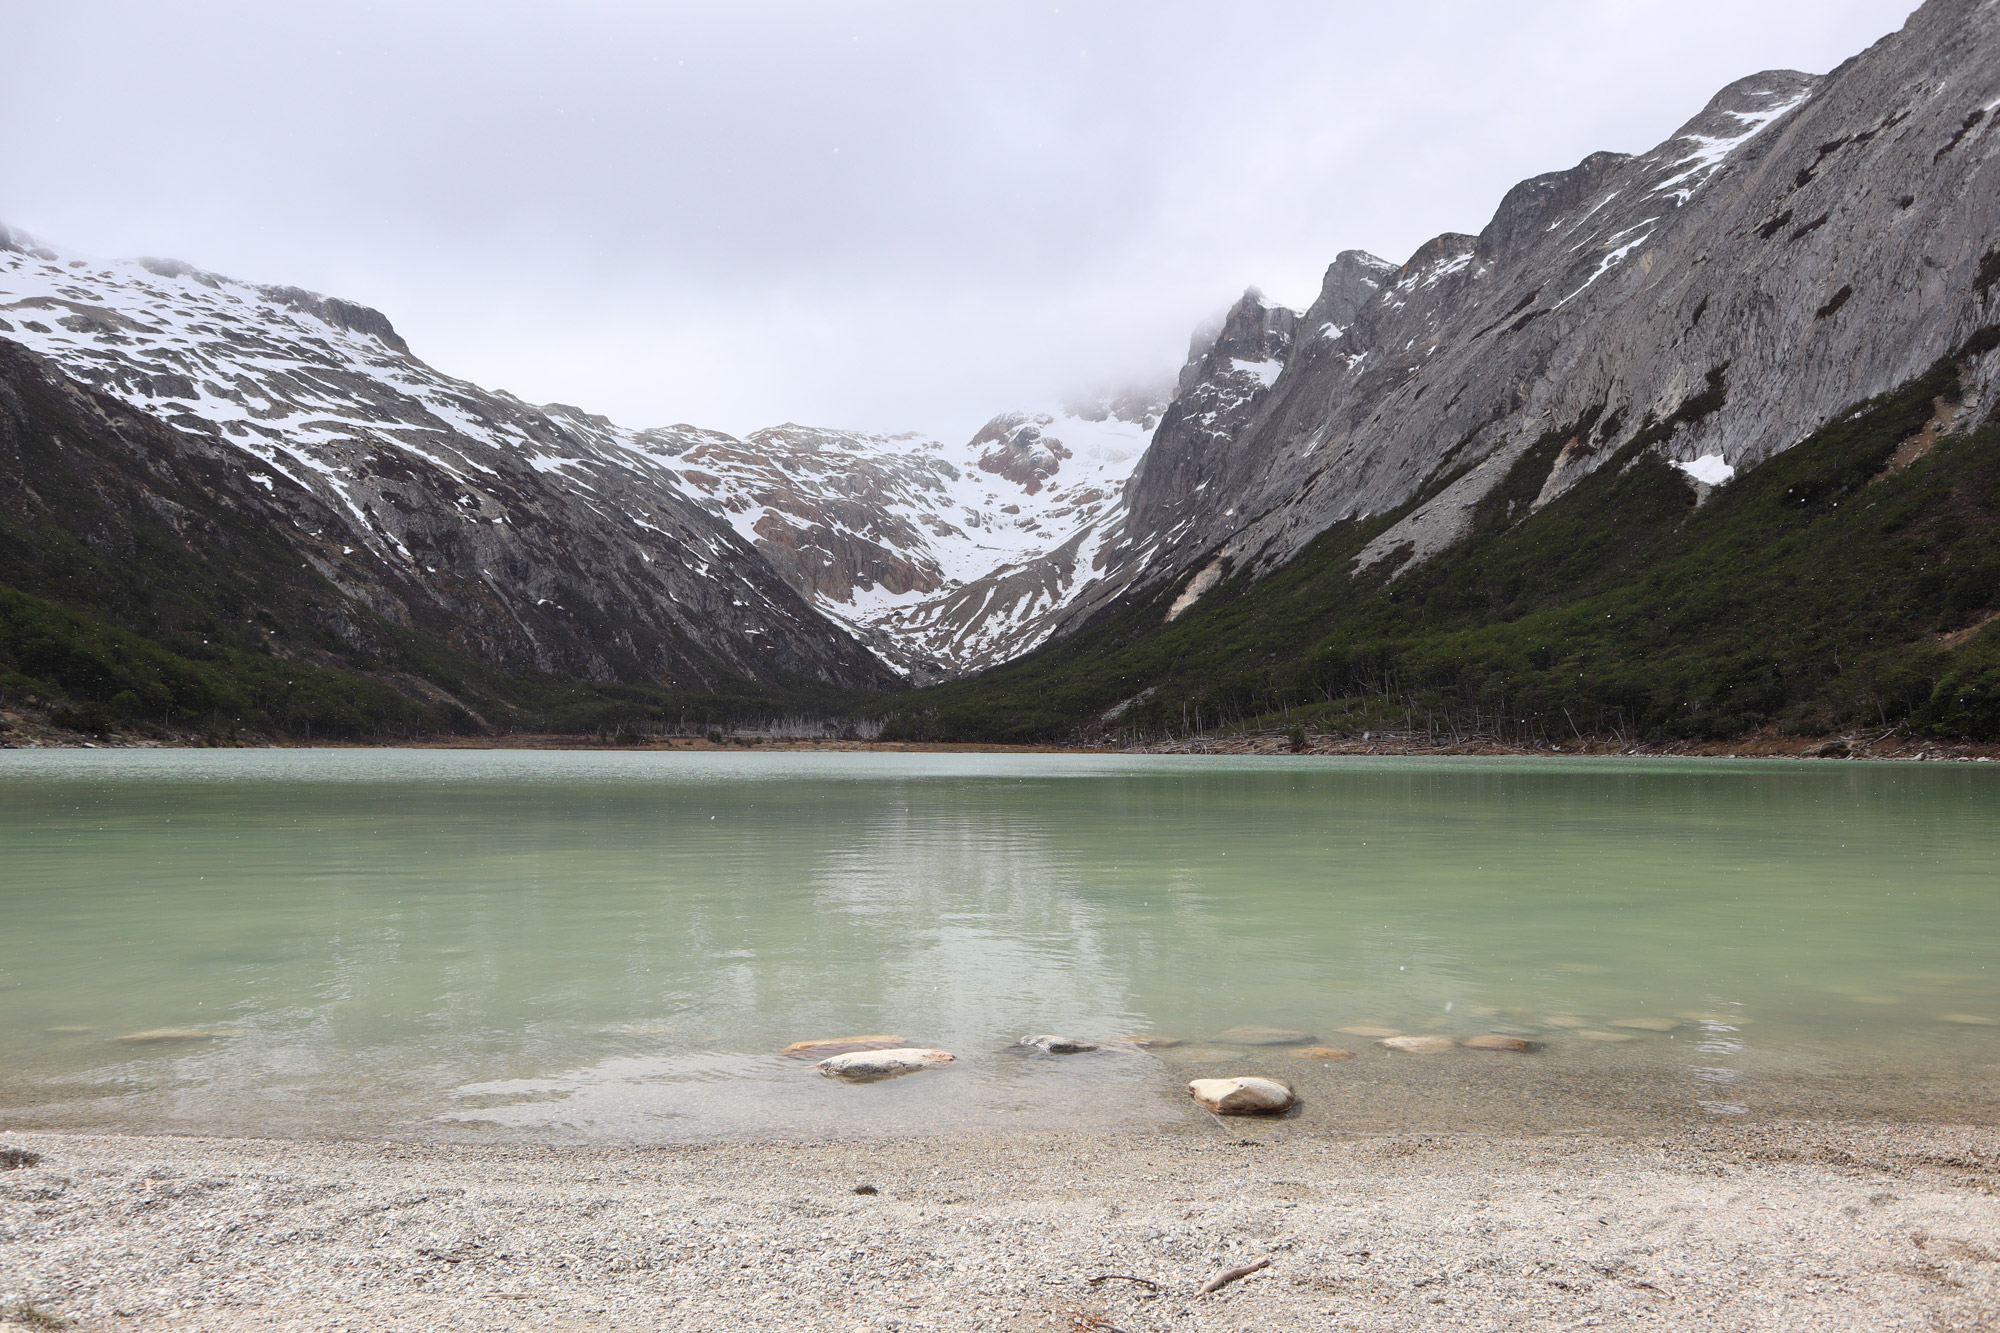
[2,749,1996,1141]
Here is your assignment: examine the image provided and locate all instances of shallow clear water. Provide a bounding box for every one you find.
[2,749,1996,1141]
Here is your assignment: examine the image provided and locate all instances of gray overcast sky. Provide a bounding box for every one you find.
[2,1,1919,442]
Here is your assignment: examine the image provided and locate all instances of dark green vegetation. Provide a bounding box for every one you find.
[0,344,870,741]
[884,340,2000,745]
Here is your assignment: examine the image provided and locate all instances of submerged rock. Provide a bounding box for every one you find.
[1378,1035,1455,1054]
[113,1028,220,1045]
[1461,1034,1536,1052]
[1607,1017,1678,1032]
[1335,1024,1403,1038]
[1572,1030,1640,1043]
[1214,1025,1316,1046]
[1124,1035,1181,1049]
[783,1035,909,1057]
[1542,1016,1594,1029]
[1018,1035,1099,1055]
[1160,1047,1247,1062]
[1938,1013,2000,1026]
[1291,1046,1354,1060]
[816,1048,956,1080]
[1188,1076,1296,1115]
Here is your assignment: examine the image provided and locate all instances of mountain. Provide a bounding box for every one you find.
[652,398,1161,679]
[0,226,900,706]
[883,0,2000,745]
[0,224,1171,686]
[6,0,1997,746]
[1000,0,1998,652]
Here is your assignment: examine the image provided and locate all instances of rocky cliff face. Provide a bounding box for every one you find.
[1046,0,2000,634]
[0,228,896,692]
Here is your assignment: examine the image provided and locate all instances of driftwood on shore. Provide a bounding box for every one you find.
[1197,1255,1271,1295]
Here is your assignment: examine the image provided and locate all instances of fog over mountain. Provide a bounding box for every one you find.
[0,1,1914,443]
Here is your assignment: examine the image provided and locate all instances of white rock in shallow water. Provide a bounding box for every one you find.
[1573,1029,1640,1044]
[1018,1035,1099,1054]
[816,1048,956,1080]
[1188,1076,1296,1115]
[1378,1035,1456,1054]
[1939,1013,2000,1026]
[1607,1017,1678,1032]
[1336,1024,1403,1038]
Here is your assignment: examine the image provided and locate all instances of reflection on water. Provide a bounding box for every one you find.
[1,749,1997,1140]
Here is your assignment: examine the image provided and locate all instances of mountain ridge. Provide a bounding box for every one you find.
[4,0,1999,744]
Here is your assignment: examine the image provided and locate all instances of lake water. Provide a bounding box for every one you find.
[2,749,1997,1142]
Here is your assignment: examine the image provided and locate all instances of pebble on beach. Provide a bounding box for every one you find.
[781,1035,908,1057]
[1461,1034,1536,1052]
[1213,1025,1317,1046]
[1017,1035,1099,1054]
[1378,1035,1456,1054]
[815,1048,956,1080]
[1187,1076,1296,1115]
[1607,1018,1679,1032]
[112,1029,219,1045]
[1291,1046,1355,1060]
[1336,1024,1403,1038]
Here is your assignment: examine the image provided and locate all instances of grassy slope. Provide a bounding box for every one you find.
[883,346,2000,744]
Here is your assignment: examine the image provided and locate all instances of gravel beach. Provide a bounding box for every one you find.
[5,1121,1999,1331]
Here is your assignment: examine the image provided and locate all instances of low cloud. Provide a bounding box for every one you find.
[1,0,1915,441]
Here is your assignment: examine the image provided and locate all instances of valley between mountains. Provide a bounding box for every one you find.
[3,0,1999,749]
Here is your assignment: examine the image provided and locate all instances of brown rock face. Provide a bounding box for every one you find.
[970,413,1073,494]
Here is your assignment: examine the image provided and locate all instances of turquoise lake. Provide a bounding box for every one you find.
[2,749,1996,1141]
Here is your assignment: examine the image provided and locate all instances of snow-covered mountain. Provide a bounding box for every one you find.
[0,226,895,691]
[14,0,1987,706]
[655,403,1160,677]
[0,223,1168,680]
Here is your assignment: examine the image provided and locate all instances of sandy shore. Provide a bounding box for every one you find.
[5,1121,2000,1331]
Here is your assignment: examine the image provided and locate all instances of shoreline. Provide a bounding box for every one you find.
[4,725,1998,763]
[4,1120,1998,1330]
